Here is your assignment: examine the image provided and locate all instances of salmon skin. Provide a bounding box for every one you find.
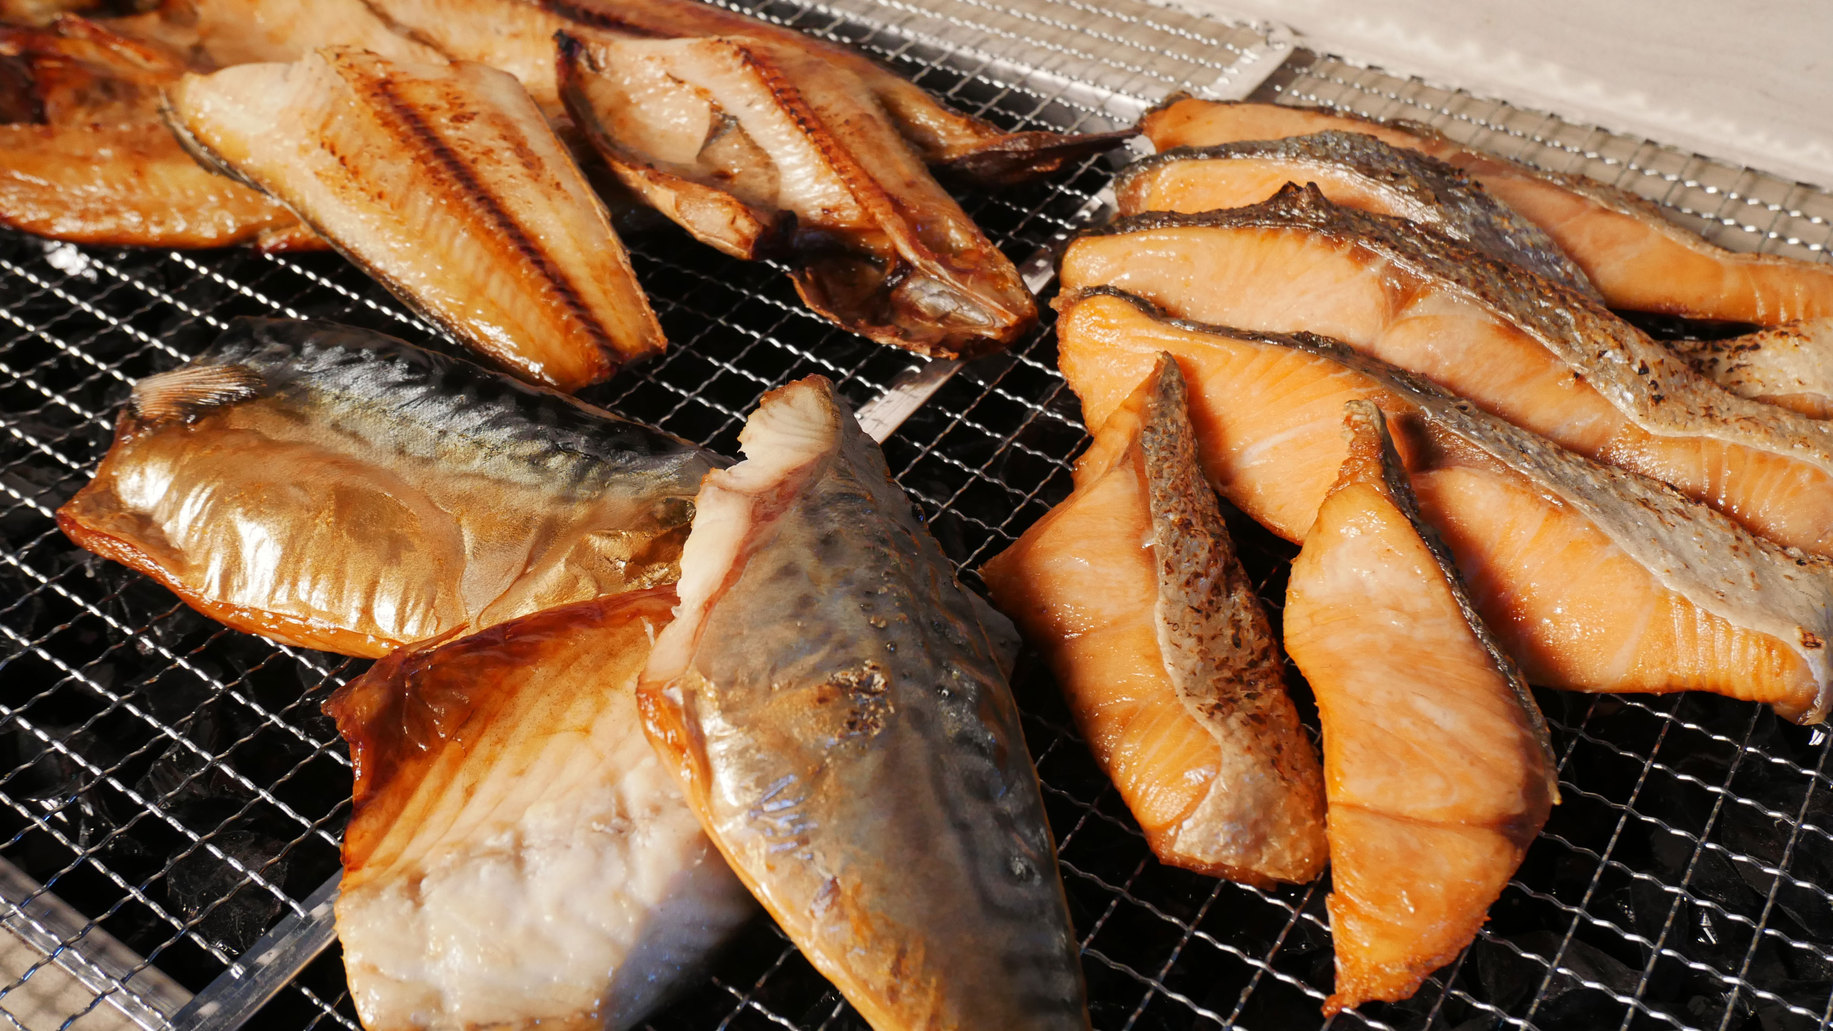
[640,376,1090,1030]
[1669,317,1833,419]
[1285,402,1557,1013]
[359,0,1129,184]
[1056,288,1833,723]
[165,47,665,391]
[1063,183,1833,558]
[1139,97,1833,326]
[57,317,717,659]
[0,15,313,249]
[982,355,1327,884]
[326,588,756,1031]
[1116,130,1600,300]
[559,33,1036,358]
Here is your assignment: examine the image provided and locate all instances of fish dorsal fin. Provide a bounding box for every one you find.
[129,363,266,425]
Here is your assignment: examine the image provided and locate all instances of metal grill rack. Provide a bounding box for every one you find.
[0,2,1829,1030]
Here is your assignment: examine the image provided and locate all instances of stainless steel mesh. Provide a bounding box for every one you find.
[1,5,1830,1031]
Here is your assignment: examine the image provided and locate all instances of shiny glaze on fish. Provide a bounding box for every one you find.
[359,0,1127,183]
[57,318,716,658]
[1670,317,1833,418]
[1140,98,1833,325]
[166,47,665,391]
[0,15,309,248]
[327,588,755,1031]
[981,356,1326,884]
[1115,130,1600,299]
[1285,402,1556,1013]
[560,33,1035,358]
[1057,289,1833,722]
[640,376,1090,1030]
[1063,184,1833,557]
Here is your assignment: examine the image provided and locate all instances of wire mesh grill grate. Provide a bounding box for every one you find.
[1,6,1831,1031]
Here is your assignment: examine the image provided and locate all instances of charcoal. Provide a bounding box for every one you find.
[166,825,290,956]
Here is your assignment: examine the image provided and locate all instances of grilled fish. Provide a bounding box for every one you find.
[328,588,755,1031]
[1669,317,1833,418]
[165,47,664,391]
[1057,289,1833,723]
[106,0,444,68]
[358,0,1126,184]
[1285,401,1556,1013]
[1139,98,1833,326]
[981,355,1326,884]
[0,15,310,248]
[57,318,716,659]
[1062,184,1833,557]
[560,33,1035,357]
[640,376,1090,1030]
[1116,130,1599,299]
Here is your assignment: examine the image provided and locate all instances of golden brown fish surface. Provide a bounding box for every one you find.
[106,0,444,68]
[640,376,1090,1030]
[328,588,755,1031]
[1139,98,1833,326]
[57,318,716,658]
[560,33,1035,357]
[981,355,1326,884]
[1285,402,1556,1013]
[166,47,664,391]
[1063,184,1833,557]
[1668,318,1833,418]
[1056,289,1833,723]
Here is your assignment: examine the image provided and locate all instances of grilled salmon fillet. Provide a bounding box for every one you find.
[1138,98,1833,326]
[982,355,1327,885]
[1286,401,1557,1013]
[1057,289,1833,723]
[1668,318,1833,419]
[1061,185,1833,557]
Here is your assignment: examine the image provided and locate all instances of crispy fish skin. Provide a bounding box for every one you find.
[57,317,716,659]
[1139,97,1833,325]
[1063,184,1833,557]
[1286,402,1556,1013]
[1056,288,1833,723]
[165,47,664,391]
[1115,130,1600,299]
[1669,318,1833,419]
[640,376,1090,1031]
[560,33,1036,357]
[981,355,1326,884]
[327,588,755,1031]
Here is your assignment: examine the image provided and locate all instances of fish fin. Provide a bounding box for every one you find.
[129,362,266,424]
[931,127,1136,187]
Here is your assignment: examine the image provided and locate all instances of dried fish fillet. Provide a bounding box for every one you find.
[1062,184,1833,557]
[57,318,716,659]
[1057,289,1833,723]
[1669,318,1833,418]
[1115,130,1600,299]
[641,376,1090,1030]
[1139,98,1833,326]
[165,47,664,390]
[560,33,1035,357]
[981,355,1326,884]
[1285,402,1556,1013]
[107,0,445,68]
[328,588,755,1031]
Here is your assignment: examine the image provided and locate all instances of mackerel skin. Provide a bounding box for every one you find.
[1064,184,1833,557]
[57,318,716,658]
[640,376,1089,1031]
[1116,130,1599,299]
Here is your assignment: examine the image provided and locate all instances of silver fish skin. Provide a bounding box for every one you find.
[640,376,1090,1031]
[57,317,718,659]
[1116,129,1602,300]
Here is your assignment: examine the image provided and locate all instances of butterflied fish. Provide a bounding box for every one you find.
[1114,130,1600,299]
[1285,401,1557,1013]
[105,0,444,68]
[57,317,716,659]
[560,33,1035,357]
[1669,317,1833,418]
[1061,184,1833,557]
[1056,288,1833,723]
[327,587,755,1031]
[1139,98,1833,326]
[981,355,1326,884]
[640,376,1090,1030]
[165,47,665,390]
[0,15,311,248]
[359,0,1127,184]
